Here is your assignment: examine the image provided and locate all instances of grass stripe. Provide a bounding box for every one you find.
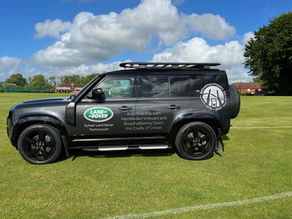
[104,192,292,219]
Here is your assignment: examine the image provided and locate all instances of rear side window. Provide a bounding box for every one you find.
[140,75,190,98]
[140,75,169,97]
[170,75,189,97]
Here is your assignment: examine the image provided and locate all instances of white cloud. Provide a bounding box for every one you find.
[153,37,253,82]
[183,13,235,40]
[0,56,22,81]
[0,56,22,74]
[32,0,235,67]
[34,19,71,39]
[242,31,254,45]
[41,61,121,77]
[153,37,244,65]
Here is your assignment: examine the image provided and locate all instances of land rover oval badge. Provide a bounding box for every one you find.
[84,107,113,122]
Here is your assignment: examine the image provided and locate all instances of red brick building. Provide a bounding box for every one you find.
[56,83,83,93]
[232,82,264,95]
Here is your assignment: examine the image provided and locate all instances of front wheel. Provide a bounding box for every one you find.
[17,124,62,164]
[175,122,217,160]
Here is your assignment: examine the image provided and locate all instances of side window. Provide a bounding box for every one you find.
[96,76,135,99]
[140,75,169,98]
[170,75,189,97]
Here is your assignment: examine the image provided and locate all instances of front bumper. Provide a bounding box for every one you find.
[7,112,16,147]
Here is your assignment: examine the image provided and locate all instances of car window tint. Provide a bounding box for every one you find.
[97,76,135,99]
[170,75,189,97]
[190,75,203,97]
[141,75,169,98]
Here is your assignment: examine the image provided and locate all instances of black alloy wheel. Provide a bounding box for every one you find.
[175,122,216,160]
[17,124,62,164]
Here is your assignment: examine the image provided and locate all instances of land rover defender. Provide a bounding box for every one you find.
[7,62,240,164]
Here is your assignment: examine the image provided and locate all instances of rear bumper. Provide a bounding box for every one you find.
[221,125,230,135]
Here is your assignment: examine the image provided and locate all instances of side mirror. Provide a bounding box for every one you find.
[92,88,105,102]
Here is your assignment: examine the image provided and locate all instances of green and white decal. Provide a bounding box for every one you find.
[84,107,113,122]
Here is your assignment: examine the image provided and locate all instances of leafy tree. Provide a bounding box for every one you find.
[29,74,47,87]
[48,76,57,87]
[27,76,32,84]
[5,73,26,86]
[81,73,99,85]
[62,75,81,84]
[244,12,292,95]
[61,73,99,86]
[29,74,54,92]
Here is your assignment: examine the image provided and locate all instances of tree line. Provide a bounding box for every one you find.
[244,12,291,95]
[3,73,99,93]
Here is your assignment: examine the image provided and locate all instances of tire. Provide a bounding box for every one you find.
[17,124,62,164]
[229,85,240,119]
[175,122,217,160]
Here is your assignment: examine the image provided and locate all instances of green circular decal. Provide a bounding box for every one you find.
[84,107,113,122]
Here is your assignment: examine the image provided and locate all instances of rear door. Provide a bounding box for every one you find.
[134,73,190,136]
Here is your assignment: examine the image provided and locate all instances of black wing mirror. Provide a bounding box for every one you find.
[92,88,105,102]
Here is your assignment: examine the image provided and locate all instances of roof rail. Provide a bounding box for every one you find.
[119,62,220,70]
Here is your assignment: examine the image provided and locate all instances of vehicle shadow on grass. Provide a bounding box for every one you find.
[222,135,230,141]
[58,136,231,162]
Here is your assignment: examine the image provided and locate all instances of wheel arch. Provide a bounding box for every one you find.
[169,112,221,146]
[11,115,68,148]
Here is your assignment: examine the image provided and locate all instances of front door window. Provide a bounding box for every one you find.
[96,76,135,99]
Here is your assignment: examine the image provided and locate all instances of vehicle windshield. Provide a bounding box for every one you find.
[72,74,102,101]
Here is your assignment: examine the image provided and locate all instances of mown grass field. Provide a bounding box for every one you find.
[0,93,291,218]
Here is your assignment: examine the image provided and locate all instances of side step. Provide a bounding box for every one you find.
[139,144,169,150]
[81,144,171,152]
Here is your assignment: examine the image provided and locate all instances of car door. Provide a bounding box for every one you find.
[74,74,137,138]
[135,73,190,136]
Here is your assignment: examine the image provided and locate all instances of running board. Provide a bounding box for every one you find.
[98,146,128,151]
[80,144,171,152]
[139,145,169,150]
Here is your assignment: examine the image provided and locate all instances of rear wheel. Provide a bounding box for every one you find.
[17,124,62,164]
[175,122,217,160]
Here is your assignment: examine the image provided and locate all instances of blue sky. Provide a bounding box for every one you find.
[0,0,291,82]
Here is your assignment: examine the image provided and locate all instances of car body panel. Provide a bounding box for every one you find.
[7,66,236,152]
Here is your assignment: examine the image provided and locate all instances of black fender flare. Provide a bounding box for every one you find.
[11,114,67,147]
[169,111,221,145]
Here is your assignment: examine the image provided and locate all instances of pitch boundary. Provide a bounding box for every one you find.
[103,192,292,219]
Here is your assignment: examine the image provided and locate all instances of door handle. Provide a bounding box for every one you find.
[167,105,180,110]
[119,106,132,111]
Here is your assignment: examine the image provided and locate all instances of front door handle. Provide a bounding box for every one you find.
[119,106,132,111]
[167,105,180,110]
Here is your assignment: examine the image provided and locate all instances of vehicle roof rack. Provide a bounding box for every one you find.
[119,62,220,70]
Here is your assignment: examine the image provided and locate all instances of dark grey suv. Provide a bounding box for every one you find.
[7,62,240,164]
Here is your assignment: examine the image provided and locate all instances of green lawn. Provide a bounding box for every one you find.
[0,94,291,218]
